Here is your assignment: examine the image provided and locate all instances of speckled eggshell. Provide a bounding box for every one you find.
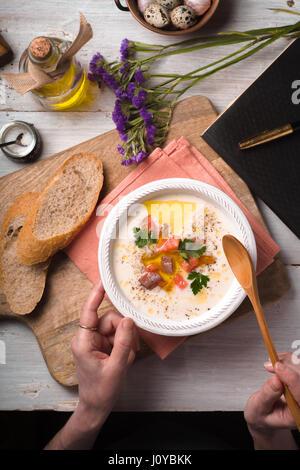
[184,0,211,16]
[155,0,183,10]
[171,5,197,29]
[144,3,170,28]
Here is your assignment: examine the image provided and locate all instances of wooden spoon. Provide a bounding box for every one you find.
[222,234,300,431]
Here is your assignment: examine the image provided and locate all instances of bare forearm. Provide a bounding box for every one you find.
[248,426,298,451]
[44,403,108,450]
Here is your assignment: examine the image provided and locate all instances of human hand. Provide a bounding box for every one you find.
[244,352,300,450]
[245,352,300,432]
[71,281,139,430]
[45,281,139,450]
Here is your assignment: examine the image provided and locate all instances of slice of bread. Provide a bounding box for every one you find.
[0,193,50,314]
[17,153,103,265]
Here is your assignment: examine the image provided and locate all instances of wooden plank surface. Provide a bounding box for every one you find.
[0,0,299,410]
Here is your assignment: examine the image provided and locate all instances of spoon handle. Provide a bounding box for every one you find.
[250,293,279,364]
[0,140,17,148]
[250,292,300,432]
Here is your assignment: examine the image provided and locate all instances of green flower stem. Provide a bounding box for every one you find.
[149,38,261,89]
[133,24,299,93]
[269,8,300,15]
[144,20,300,102]
[132,41,164,50]
[139,37,265,64]
[133,19,300,69]
[174,32,288,100]
[132,22,299,53]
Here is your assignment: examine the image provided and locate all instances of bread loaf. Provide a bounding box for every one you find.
[0,193,49,314]
[17,153,103,265]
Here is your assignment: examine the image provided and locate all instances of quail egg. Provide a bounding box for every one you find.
[171,5,197,29]
[155,0,183,9]
[184,0,211,16]
[144,3,170,28]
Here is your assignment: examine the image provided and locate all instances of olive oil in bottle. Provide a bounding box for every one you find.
[19,36,89,110]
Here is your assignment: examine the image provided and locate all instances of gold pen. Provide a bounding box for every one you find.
[239,122,298,150]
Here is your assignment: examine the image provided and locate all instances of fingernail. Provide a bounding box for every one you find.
[123,318,133,330]
[264,361,272,368]
[275,361,284,371]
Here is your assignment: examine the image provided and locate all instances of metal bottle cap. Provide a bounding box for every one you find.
[0,120,42,162]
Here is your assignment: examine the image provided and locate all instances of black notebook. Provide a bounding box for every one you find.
[202,38,300,238]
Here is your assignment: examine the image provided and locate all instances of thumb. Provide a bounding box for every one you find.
[109,318,134,370]
[275,362,300,402]
[255,376,284,416]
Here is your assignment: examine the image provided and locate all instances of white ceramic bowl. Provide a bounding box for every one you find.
[98,178,257,336]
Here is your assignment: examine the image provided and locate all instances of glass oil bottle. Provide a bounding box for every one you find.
[19,36,89,111]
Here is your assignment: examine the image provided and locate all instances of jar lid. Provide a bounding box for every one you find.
[0,121,40,162]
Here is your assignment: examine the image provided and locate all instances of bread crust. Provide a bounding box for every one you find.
[0,192,49,314]
[17,153,103,265]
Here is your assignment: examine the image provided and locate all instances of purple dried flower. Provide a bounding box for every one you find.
[112,100,127,133]
[101,70,119,90]
[140,106,153,124]
[88,72,96,82]
[126,82,136,99]
[134,150,148,163]
[89,52,103,73]
[120,38,130,62]
[121,157,134,166]
[134,69,145,84]
[89,53,121,91]
[120,61,130,75]
[119,132,129,142]
[139,106,156,145]
[116,88,128,100]
[146,123,157,146]
[132,89,147,109]
[117,144,125,155]
[93,65,103,75]
[90,52,103,64]
[89,47,153,167]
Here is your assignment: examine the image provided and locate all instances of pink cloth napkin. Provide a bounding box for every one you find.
[65,137,280,359]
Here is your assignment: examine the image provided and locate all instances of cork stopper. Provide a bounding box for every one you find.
[29,37,51,61]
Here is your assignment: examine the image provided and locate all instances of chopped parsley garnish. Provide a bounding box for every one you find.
[178,238,206,262]
[133,227,158,248]
[187,271,210,295]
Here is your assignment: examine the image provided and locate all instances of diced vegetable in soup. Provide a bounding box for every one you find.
[113,194,235,321]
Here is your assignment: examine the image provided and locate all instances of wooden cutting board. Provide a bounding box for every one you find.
[0,96,290,386]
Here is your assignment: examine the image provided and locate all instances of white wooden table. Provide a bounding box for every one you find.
[0,0,299,411]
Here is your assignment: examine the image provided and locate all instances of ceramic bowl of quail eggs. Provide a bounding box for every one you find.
[114,0,219,36]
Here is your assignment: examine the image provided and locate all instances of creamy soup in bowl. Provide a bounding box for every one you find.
[99,179,257,336]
